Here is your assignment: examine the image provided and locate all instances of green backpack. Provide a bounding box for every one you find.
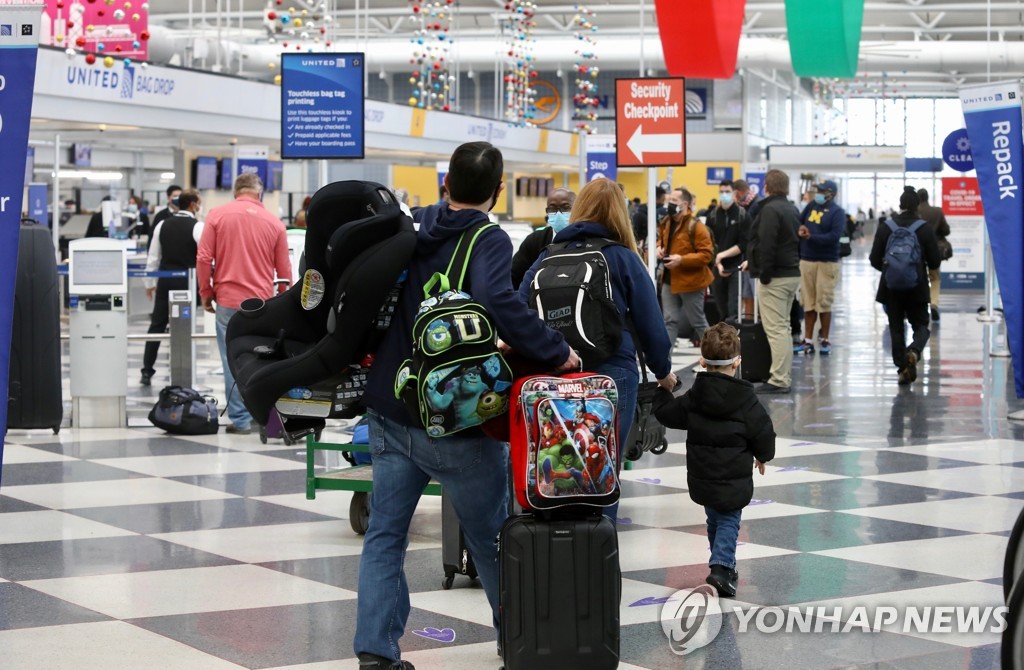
[395,222,513,438]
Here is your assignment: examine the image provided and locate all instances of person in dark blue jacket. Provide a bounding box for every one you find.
[519,178,678,520]
[355,142,578,670]
[796,179,846,355]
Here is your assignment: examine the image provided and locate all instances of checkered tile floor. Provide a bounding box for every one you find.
[1,251,1021,669]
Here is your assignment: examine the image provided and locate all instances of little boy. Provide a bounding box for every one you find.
[653,322,776,597]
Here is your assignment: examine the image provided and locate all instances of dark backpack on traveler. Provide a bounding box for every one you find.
[149,386,219,435]
[528,237,624,368]
[882,218,926,291]
[395,222,514,438]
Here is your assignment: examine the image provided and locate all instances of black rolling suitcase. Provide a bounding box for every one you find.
[441,491,478,589]
[737,271,772,383]
[499,512,620,670]
[7,221,63,433]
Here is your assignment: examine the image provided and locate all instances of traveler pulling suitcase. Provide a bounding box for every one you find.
[7,221,63,433]
[500,512,620,670]
[441,490,478,589]
[624,346,668,461]
[737,270,771,383]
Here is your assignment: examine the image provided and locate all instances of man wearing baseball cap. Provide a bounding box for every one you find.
[795,179,846,355]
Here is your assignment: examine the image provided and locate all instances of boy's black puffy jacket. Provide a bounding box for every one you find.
[653,372,776,511]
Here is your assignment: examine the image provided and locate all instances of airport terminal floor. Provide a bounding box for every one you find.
[0,244,1018,669]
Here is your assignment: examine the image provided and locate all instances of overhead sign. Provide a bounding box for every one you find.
[40,0,149,61]
[615,77,687,167]
[942,128,974,172]
[586,134,617,182]
[0,0,42,478]
[28,183,47,225]
[236,145,269,187]
[706,166,734,184]
[281,52,365,159]
[767,145,905,170]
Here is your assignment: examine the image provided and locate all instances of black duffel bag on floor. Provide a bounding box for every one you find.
[149,386,220,435]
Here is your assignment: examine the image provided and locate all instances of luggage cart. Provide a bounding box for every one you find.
[305,432,442,535]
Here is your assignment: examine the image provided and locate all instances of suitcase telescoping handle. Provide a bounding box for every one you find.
[737,267,758,323]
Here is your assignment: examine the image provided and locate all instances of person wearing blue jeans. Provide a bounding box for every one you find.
[215,306,252,432]
[356,142,578,670]
[353,410,509,661]
[653,323,775,598]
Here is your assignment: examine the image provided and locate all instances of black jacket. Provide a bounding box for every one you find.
[511,226,554,289]
[747,195,801,282]
[653,372,776,511]
[631,203,666,246]
[869,210,942,305]
[706,203,750,273]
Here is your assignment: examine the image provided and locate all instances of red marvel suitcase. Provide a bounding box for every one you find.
[509,373,620,511]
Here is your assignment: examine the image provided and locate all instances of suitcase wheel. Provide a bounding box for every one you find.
[651,438,668,455]
[52,426,60,435]
[282,431,294,446]
[259,427,268,444]
[442,572,454,590]
[349,491,370,535]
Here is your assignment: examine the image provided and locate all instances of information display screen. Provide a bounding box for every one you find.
[194,157,218,190]
[72,250,125,286]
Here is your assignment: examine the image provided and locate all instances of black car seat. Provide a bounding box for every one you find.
[225,180,416,440]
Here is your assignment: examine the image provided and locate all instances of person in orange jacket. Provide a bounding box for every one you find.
[657,187,715,349]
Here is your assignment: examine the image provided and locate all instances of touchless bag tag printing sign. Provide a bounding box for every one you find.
[0,1,43,476]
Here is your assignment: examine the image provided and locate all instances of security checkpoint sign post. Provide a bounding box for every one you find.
[615,76,687,277]
[281,52,365,160]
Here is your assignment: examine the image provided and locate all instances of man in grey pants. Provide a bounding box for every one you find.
[746,170,802,394]
[657,187,715,349]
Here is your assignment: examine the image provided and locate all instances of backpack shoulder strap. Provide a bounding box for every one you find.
[422,221,496,298]
[884,218,899,234]
[909,219,927,233]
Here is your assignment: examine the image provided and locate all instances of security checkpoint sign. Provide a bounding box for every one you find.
[615,77,687,167]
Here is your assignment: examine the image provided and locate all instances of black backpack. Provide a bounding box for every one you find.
[395,222,514,438]
[148,386,219,435]
[528,237,624,368]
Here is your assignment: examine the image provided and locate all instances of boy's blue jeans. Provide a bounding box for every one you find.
[705,506,743,570]
[353,409,509,663]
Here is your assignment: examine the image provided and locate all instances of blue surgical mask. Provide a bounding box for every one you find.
[547,211,571,233]
[127,203,139,213]
[720,193,734,207]
[814,193,827,206]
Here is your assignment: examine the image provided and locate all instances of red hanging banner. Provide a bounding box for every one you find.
[654,0,745,79]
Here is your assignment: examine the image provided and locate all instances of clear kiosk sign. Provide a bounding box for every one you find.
[281,53,364,159]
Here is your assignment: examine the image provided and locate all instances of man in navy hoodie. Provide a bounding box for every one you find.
[796,179,846,356]
[354,142,578,670]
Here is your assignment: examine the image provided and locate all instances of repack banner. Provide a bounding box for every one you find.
[0,1,43,480]
[960,80,1024,396]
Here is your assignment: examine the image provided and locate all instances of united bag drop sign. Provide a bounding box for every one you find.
[0,0,42,480]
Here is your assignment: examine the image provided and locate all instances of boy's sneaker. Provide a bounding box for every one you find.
[819,339,832,355]
[358,653,415,670]
[706,564,738,598]
[793,339,814,355]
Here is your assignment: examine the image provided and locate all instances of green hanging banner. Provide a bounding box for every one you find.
[785,0,865,78]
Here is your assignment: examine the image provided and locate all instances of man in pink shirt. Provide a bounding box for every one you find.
[197,173,292,434]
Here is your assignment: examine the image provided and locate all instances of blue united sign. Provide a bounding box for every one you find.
[961,81,1024,397]
[281,53,365,159]
[0,2,41,476]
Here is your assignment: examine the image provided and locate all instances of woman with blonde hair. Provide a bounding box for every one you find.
[519,177,677,519]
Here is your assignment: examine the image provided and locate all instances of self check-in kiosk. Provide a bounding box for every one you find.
[68,238,129,427]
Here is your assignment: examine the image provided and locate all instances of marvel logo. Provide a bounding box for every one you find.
[556,383,585,395]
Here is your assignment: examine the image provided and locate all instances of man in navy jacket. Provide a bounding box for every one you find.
[796,179,846,355]
[355,142,578,670]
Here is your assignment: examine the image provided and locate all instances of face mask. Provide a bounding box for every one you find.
[814,193,827,206]
[127,204,138,213]
[719,193,733,207]
[667,203,679,218]
[547,211,570,233]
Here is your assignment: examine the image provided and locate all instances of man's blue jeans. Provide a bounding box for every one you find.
[215,306,252,430]
[354,409,510,662]
[705,506,742,570]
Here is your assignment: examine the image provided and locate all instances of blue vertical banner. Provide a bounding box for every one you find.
[960,81,1024,397]
[28,183,47,225]
[236,145,269,188]
[586,134,618,182]
[0,1,42,477]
